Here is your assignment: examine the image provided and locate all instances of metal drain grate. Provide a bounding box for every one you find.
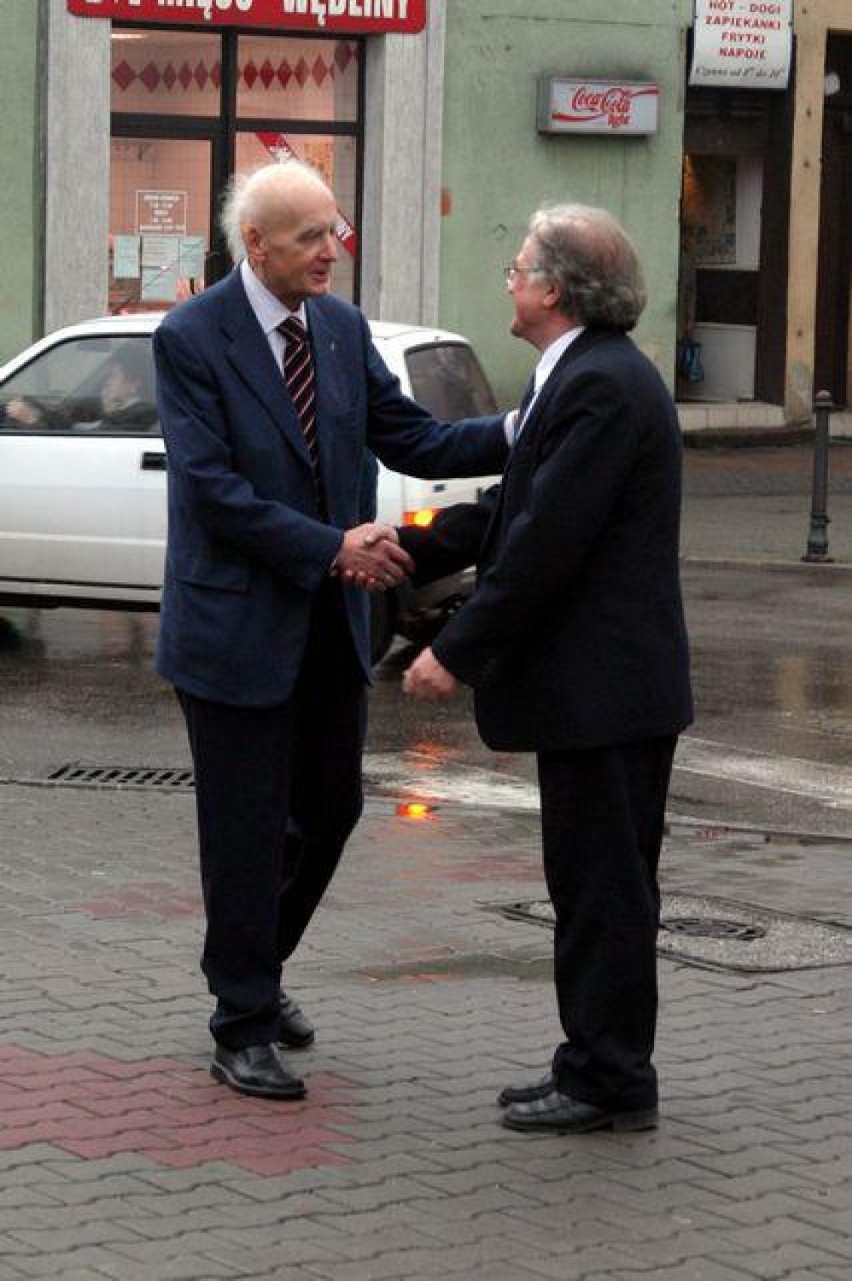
[661,917,767,942]
[486,894,852,973]
[47,763,195,791]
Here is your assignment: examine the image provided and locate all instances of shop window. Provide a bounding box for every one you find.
[109,26,363,312]
[682,155,738,267]
[236,36,358,122]
[110,139,212,314]
[110,29,220,118]
[678,152,763,401]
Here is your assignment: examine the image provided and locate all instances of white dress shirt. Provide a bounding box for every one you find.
[240,258,307,371]
[509,325,585,442]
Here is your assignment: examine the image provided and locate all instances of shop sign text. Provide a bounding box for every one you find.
[67,0,426,34]
[690,0,792,89]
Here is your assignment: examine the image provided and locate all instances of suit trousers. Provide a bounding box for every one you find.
[537,736,677,1111]
[178,582,366,1049]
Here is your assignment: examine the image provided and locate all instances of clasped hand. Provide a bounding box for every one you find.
[402,647,458,701]
[334,522,414,591]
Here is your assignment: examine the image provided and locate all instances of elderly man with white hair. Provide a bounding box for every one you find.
[153,160,508,1099]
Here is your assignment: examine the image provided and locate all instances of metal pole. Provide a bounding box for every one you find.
[802,390,834,564]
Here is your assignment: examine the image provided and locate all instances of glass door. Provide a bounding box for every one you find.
[109,136,214,314]
[110,24,364,311]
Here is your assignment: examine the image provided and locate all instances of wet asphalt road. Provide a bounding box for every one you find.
[0,445,850,838]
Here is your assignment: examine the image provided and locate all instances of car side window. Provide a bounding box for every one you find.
[404,342,498,421]
[0,336,160,436]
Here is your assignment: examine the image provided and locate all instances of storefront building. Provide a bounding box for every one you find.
[1,1,850,430]
[1,0,444,360]
[678,0,852,431]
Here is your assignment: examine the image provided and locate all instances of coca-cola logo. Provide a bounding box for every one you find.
[553,84,659,129]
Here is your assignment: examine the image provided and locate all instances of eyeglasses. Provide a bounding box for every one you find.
[503,263,546,283]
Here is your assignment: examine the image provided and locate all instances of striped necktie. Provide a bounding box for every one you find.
[279,316,319,469]
[279,316,327,517]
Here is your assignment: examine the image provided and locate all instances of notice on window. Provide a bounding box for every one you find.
[136,190,187,236]
[179,237,206,279]
[113,235,141,279]
[690,1,792,90]
[140,235,181,303]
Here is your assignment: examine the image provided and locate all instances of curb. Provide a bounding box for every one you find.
[683,425,814,449]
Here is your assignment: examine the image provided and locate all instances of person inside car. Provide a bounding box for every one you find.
[3,343,157,433]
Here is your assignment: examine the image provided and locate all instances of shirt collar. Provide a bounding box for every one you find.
[534,326,585,392]
[240,259,307,336]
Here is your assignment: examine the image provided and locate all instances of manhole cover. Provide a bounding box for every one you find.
[661,917,767,941]
[486,894,852,973]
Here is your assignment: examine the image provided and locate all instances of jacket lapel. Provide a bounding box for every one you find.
[305,300,348,422]
[219,270,313,470]
[517,327,612,440]
[482,329,617,556]
[305,300,360,478]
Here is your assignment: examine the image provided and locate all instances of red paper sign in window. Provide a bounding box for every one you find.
[255,133,357,257]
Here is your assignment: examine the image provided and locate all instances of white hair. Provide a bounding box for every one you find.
[220,159,331,261]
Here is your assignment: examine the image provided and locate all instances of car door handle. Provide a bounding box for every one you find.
[140,452,166,471]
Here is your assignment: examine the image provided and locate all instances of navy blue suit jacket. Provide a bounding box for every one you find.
[153,270,508,705]
[405,328,693,751]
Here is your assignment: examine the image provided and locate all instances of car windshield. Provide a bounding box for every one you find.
[0,335,159,435]
[404,342,497,420]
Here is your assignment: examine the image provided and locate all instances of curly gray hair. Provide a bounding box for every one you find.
[527,204,647,331]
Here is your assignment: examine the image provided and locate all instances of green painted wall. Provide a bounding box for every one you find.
[0,0,42,362]
[439,0,689,406]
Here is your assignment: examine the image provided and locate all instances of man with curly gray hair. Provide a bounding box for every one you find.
[403,203,692,1135]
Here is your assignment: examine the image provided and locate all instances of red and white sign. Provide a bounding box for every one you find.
[538,78,660,136]
[67,0,426,35]
[255,133,358,257]
[690,0,792,90]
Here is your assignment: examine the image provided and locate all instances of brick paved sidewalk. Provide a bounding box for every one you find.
[0,781,850,1280]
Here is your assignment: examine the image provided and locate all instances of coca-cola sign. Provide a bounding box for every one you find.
[538,77,660,136]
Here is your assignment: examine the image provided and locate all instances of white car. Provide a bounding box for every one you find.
[0,314,500,661]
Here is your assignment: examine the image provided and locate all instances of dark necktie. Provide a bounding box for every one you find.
[279,316,319,469]
[514,374,537,442]
[279,316,326,517]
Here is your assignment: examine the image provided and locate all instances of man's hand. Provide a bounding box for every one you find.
[5,397,42,426]
[403,647,458,701]
[335,522,414,592]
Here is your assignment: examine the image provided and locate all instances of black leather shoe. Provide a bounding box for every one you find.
[497,1073,556,1107]
[502,1086,658,1134]
[278,992,315,1048]
[211,1044,306,1100]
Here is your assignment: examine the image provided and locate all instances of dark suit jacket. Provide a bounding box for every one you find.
[153,269,508,706]
[403,328,693,752]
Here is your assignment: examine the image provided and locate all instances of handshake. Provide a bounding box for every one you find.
[333,522,413,592]
[334,521,459,703]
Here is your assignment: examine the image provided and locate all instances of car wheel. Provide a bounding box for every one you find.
[369,590,395,666]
